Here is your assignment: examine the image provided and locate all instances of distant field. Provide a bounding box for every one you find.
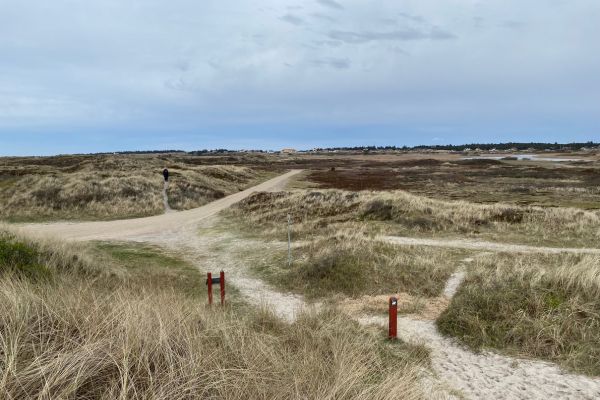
[289,157,600,209]
[3,152,598,222]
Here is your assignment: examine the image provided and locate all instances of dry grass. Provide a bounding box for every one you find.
[227,188,600,374]
[229,190,600,247]
[245,229,462,300]
[341,293,448,321]
[0,155,273,221]
[0,227,427,399]
[437,252,600,376]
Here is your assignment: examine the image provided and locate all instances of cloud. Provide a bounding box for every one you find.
[398,12,425,23]
[312,39,343,47]
[311,57,351,69]
[430,27,456,39]
[328,28,455,43]
[280,14,304,26]
[310,12,336,22]
[317,0,344,11]
[1,0,599,155]
[501,20,525,29]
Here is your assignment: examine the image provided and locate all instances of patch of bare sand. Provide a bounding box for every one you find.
[340,293,449,321]
[355,262,600,399]
[383,236,600,255]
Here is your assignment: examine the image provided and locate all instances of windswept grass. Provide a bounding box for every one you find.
[245,229,462,299]
[0,155,273,221]
[229,190,600,247]
[437,253,600,376]
[0,228,427,399]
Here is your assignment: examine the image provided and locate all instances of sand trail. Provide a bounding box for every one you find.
[162,180,173,213]
[129,222,310,322]
[358,258,600,400]
[383,236,600,255]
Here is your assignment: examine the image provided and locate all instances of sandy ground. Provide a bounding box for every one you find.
[15,170,600,399]
[162,180,173,213]
[128,222,311,322]
[382,236,600,254]
[358,259,600,400]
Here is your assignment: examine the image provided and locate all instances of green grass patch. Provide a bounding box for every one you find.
[437,253,600,376]
[0,233,51,280]
[92,242,204,299]
[246,234,464,300]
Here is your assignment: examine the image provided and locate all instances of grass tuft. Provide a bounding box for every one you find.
[437,253,600,376]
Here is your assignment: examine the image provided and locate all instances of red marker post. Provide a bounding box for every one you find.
[219,270,225,306]
[207,272,213,306]
[206,271,226,307]
[389,297,398,340]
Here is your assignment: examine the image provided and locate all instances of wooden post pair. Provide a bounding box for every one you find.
[206,271,225,306]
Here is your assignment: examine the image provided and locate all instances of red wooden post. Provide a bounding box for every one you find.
[220,271,225,306]
[207,272,213,306]
[389,297,398,340]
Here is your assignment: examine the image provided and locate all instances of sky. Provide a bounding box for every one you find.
[1,0,599,155]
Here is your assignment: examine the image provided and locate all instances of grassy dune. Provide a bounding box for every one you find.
[0,155,273,221]
[227,189,600,375]
[0,228,426,399]
[438,253,600,375]
[230,190,600,247]
[243,230,463,299]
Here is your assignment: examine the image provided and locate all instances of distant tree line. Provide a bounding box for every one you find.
[78,142,599,156]
[313,142,599,152]
[411,141,599,151]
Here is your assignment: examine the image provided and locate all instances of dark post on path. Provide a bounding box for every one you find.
[162,168,169,182]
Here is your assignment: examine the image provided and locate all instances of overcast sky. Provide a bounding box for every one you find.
[1,0,599,155]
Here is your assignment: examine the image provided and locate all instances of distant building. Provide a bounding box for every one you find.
[281,148,297,154]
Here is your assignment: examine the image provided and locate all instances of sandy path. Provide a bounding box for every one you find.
[162,180,173,213]
[18,170,302,241]
[359,258,600,400]
[382,236,600,254]
[128,220,310,322]
[361,314,600,399]
[17,169,309,321]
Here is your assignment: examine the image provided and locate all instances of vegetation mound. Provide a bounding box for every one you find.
[438,253,600,376]
[0,155,271,221]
